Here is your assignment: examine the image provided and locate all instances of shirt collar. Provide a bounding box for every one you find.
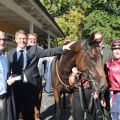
[0,51,4,56]
[17,47,26,52]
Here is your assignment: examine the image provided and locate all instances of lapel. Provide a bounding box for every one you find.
[12,48,17,63]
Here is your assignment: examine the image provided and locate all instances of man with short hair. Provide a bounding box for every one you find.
[27,32,43,120]
[0,31,8,120]
[0,31,16,120]
[27,33,38,46]
[7,30,74,120]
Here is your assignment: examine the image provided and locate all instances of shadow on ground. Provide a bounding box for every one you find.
[40,93,71,120]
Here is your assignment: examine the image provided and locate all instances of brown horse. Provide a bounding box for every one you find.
[51,39,107,120]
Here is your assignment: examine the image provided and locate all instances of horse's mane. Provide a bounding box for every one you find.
[69,39,88,53]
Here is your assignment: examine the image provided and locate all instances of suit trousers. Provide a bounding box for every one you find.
[13,81,42,120]
[0,96,7,120]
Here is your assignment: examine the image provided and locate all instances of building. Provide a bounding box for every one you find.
[0,0,65,49]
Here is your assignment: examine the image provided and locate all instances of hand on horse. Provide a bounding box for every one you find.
[69,67,79,85]
[63,41,76,51]
[69,73,76,85]
[72,67,79,74]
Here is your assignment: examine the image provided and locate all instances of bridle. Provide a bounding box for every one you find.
[55,59,69,88]
[55,40,101,90]
[75,41,101,89]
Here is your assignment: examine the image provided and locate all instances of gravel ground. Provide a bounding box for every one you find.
[40,88,73,120]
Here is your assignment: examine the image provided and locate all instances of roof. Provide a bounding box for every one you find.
[0,0,65,39]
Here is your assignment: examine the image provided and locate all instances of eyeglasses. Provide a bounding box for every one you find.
[0,38,7,41]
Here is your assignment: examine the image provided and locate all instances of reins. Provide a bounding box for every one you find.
[75,41,102,118]
[55,59,69,88]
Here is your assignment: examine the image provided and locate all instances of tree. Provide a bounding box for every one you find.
[56,9,83,40]
[80,0,120,44]
[41,0,84,45]
[41,0,120,45]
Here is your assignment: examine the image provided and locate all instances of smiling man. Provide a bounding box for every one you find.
[7,29,75,120]
[0,31,8,120]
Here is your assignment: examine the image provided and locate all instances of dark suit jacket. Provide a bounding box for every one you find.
[102,46,113,65]
[6,85,16,120]
[7,45,64,88]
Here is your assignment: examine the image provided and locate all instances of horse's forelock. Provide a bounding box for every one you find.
[70,40,82,52]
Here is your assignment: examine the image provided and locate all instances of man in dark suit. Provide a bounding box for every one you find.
[27,32,43,120]
[7,30,73,120]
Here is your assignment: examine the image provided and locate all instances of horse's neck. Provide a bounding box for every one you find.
[58,54,75,78]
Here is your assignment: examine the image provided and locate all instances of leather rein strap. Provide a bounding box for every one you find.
[55,59,69,88]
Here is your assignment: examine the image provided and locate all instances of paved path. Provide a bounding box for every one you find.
[40,88,73,120]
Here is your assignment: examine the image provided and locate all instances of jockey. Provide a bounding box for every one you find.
[105,39,120,120]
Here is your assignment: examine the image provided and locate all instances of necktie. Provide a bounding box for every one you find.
[18,50,24,72]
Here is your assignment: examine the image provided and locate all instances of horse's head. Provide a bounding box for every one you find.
[70,40,108,93]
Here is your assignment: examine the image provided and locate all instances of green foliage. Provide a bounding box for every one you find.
[40,0,84,45]
[79,0,120,15]
[40,0,120,45]
[80,0,120,44]
[40,0,71,17]
[55,9,84,41]
[81,10,120,44]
